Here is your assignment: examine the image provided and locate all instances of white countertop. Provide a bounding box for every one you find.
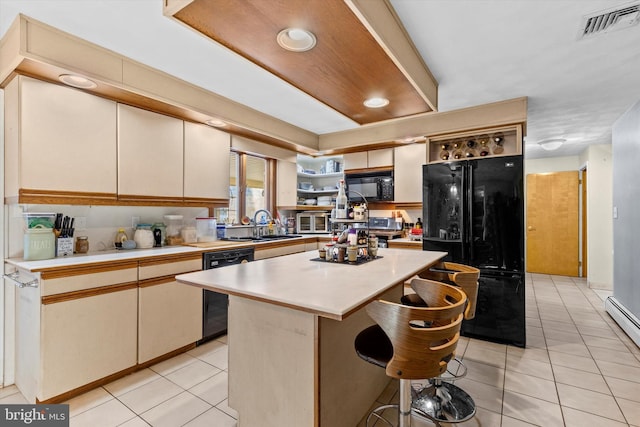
[176,248,446,320]
[4,236,316,272]
[5,245,205,271]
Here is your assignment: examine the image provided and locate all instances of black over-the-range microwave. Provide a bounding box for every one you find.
[345,170,394,202]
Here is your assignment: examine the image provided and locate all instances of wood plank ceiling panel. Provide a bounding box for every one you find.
[172,0,433,125]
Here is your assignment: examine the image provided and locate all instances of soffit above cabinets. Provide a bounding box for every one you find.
[166,0,438,125]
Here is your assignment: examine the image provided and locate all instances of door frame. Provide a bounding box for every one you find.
[580,162,588,278]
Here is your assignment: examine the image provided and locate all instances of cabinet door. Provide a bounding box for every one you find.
[278,160,298,206]
[184,122,230,200]
[138,278,203,363]
[118,104,184,198]
[367,148,394,168]
[20,76,117,195]
[394,144,426,202]
[343,152,368,170]
[40,287,138,400]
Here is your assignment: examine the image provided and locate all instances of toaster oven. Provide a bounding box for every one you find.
[296,212,330,234]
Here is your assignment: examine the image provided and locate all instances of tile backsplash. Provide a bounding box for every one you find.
[9,204,208,258]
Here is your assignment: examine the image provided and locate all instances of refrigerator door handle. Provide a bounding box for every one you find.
[467,163,474,262]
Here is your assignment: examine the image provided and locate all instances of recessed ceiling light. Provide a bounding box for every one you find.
[277,28,317,52]
[364,97,389,108]
[58,74,97,89]
[538,138,566,151]
[205,119,227,127]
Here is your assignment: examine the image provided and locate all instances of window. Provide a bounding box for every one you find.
[226,151,275,224]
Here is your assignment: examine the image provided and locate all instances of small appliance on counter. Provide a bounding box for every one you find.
[296,211,330,234]
[196,217,217,242]
[367,217,403,247]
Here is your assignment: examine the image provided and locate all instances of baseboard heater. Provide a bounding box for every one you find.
[605,296,640,347]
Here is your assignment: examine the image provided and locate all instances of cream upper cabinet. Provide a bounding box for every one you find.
[343,152,368,170]
[367,148,394,168]
[117,104,184,198]
[184,122,230,200]
[343,149,393,170]
[394,144,427,203]
[6,76,117,198]
[277,160,298,207]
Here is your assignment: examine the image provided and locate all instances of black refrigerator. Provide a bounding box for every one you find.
[422,155,525,347]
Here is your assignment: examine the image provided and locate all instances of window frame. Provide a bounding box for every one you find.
[230,150,276,223]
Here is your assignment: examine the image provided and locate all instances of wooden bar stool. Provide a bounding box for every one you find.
[400,263,479,425]
[403,261,480,320]
[354,278,471,427]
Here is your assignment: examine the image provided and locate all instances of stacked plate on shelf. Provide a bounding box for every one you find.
[317,196,333,206]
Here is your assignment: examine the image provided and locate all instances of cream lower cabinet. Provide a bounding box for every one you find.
[21,263,139,403]
[138,254,203,363]
[255,242,307,260]
[40,286,138,401]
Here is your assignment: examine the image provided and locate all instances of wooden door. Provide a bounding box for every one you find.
[526,171,579,276]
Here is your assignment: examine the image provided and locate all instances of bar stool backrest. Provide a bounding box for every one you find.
[365,278,466,380]
[419,262,480,319]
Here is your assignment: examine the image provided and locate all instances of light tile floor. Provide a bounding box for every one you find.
[1,274,638,426]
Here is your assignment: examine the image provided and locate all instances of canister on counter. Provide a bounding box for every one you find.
[75,236,89,254]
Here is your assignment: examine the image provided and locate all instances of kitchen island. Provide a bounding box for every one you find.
[176,248,446,427]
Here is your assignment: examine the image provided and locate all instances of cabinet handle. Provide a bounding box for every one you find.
[4,272,39,288]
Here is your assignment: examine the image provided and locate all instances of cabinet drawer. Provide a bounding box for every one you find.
[139,256,202,280]
[40,264,138,297]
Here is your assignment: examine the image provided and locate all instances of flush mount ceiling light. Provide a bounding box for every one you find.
[539,138,566,151]
[205,119,227,127]
[277,28,317,52]
[58,74,97,89]
[363,97,389,108]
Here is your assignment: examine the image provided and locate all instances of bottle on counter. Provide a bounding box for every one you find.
[115,228,128,249]
[416,218,423,229]
[336,179,348,219]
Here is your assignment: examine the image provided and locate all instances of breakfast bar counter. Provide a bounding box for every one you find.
[176,248,446,427]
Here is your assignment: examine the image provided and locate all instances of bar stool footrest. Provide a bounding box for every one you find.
[411,381,476,424]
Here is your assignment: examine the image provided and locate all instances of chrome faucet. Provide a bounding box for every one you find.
[253,209,273,237]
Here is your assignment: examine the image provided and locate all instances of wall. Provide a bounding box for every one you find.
[612,100,640,320]
[580,145,613,289]
[524,156,581,175]
[524,152,613,289]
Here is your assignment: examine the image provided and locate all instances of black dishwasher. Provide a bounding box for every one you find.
[199,247,254,344]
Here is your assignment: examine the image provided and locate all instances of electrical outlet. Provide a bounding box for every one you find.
[132,216,140,229]
[75,216,87,230]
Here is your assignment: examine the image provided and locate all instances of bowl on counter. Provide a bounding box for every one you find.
[303,199,317,205]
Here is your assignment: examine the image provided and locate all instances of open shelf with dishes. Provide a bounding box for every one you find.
[426,125,522,163]
[297,154,343,209]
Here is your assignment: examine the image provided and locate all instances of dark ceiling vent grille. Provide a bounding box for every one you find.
[580,3,640,38]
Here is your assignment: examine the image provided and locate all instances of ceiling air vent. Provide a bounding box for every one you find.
[579,3,640,38]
